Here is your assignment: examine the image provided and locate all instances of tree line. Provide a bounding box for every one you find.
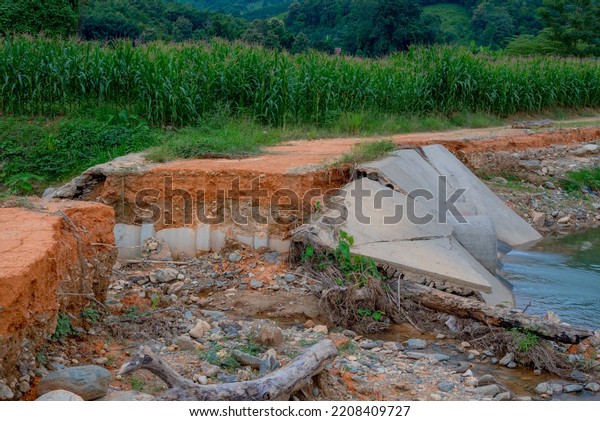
[0,0,598,56]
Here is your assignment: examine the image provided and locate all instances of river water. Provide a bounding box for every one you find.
[500,228,600,330]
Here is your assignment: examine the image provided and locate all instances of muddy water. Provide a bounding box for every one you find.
[500,227,600,330]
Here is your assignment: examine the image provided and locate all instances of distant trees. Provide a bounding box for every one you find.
[0,0,78,36]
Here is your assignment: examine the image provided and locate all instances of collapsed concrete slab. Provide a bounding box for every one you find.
[358,145,542,248]
[0,200,116,399]
[310,178,514,307]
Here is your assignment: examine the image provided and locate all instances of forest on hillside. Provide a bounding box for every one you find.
[0,0,598,56]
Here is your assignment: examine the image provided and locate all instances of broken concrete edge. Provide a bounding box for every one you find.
[114,223,291,259]
[0,200,117,399]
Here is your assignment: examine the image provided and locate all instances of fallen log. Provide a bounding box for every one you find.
[118,339,337,401]
[400,280,593,344]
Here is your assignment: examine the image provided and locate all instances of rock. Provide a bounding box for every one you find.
[473,384,500,397]
[38,365,111,400]
[97,391,154,401]
[433,353,451,362]
[543,181,556,190]
[360,340,384,350]
[531,211,545,228]
[499,352,514,366]
[557,216,571,224]
[535,382,553,395]
[264,252,281,264]
[250,279,264,289]
[478,374,496,386]
[585,382,600,392]
[313,325,328,335]
[18,381,31,394]
[406,338,427,349]
[383,341,404,351]
[507,362,517,369]
[550,383,563,394]
[36,390,84,401]
[0,382,14,400]
[200,362,220,377]
[563,384,584,393]
[189,319,211,339]
[464,377,478,387]
[149,268,179,283]
[573,144,599,156]
[544,311,561,324]
[437,382,454,392]
[91,357,108,366]
[460,341,471,349]
[196,375,208,385]
[462,369,473,377]
[258,325,284,347]
[174,335,197,351]
[570,370,588,383]
[228,252,242,263]
[492,177,508,185]
[304,320,315,329]
[284,274,297,282]
[342,330,357,337]
[494,392,512,401]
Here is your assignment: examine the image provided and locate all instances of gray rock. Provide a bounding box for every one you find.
[437,382,454,392]
[264,252,281,264]
[360,340,384,350]
[507,362,517,369]
[585,382,600,392]
[228,252,242,263]
[494,392,512,401]
[174,335,196,351]
[405,352,428,360]
[197,376,208,385]
[499,352,514,366]
[574,144,599,156]
[383,342,404,351]
[200,362,220,377]
[570,370,588,383]
[543,181,556,190]
[0,383,14,400]
[550,383,563,394]
[250,279,264,289]
[97,391,154,401]
[149,268,179,283]
[473,384,500,397]
[478,374,496,386]
[406,339,427,349]
[535,382,553,395]
[284,274,297,282]
[38,365,111,400]
[36,390,83,401]
[563,384,584,393]
[433,353,451,362]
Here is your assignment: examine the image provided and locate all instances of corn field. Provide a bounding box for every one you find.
[1,37,599,126]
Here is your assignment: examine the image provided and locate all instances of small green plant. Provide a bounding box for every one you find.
[124,306,141,319]
[36,351,48,365]
[150,293,160,310]
[81,306,100,324]
[314,200,322,212]
[559,167,600,193]
[356,308,385,321]
[338,341,357,354]
[301,244,314,262]
[130,376,145,391]
[511,328,539,352]
[298,338,319,347]
[52,312,76,341]
[0,168,44,195]
[236,340,263,357]
[197,343,223,366]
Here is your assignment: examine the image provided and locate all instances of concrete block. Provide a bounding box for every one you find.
[157,228,196,259]
[114,224,141,259]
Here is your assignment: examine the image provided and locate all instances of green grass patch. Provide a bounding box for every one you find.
[559,167,600,193]
[337,140,396,165]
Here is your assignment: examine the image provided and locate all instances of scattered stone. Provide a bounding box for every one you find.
[585,382,600,392]
[462,370,473,377]
[543,181,556,190]
[544,311,561,324]
[197,376,208,385]
[570,370,588,383]
[258,325,284,347]
[264,252,281,264]
[284,274,297,282]
[174,335,197,351]
[499,352,514,366]
[38,365,111,400]
[460,341,471,349]
[98,391,154,401]
[573,144,599,156]
[200,362,220,377]
[494,392,512,401]
[189,319,211,339]
[342,330,357,338]
[531,211,545,228]
[550,383,563,394]
[36,390,83,401]
[250,279,264,290]
[313,325,328,335]
[436,334,446,340]
[360,340,384,350]
[304,320,315,329]
[433,353,451,362]
[563,384,584,393]
[437,382,454,393]
[533,369,542,376]
[507,362,517,369]
[383,342,404,352]
[91,357,108,366]
[228,252,242,263]
[473,384,500,397]
[478,374,496,386]
[149,268,179,283]
[557,216,571,224]
[406,339,427,349]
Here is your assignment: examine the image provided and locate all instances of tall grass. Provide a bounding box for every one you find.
[1,37,599,127]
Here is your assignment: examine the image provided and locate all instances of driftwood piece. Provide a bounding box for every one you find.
[400,280,593,344]
[118,340,337,401]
